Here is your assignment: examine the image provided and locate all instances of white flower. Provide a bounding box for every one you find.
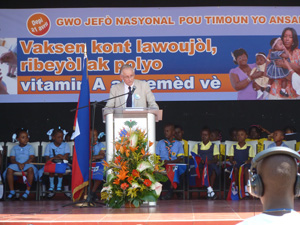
[150,182,163,196]
[129,133,138,148]
[137,161,152,172]
[131,182,141,189]
[101,185,112,192]
[144,172,155,183]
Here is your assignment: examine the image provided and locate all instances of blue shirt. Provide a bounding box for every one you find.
[156,139,184,161]
[44,142,70,157]
[93,142,106,156]
[10,144,35,163]
[267,142,288,148]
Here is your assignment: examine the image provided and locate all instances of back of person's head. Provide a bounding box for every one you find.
[249,147,300,198]
[258,154,297,195]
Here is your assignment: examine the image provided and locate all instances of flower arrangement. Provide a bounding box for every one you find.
[101,120,168,208]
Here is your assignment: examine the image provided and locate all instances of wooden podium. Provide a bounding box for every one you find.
[103,108,163,162]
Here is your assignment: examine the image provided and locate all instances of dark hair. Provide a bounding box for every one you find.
[201,127,211,134]
[232,48,248,65]
[237,128,247,134]
[270,37,279,48]
[164,123,175,130]
[52,128,64,137]
[281,27,299,51]
[274,129,285,136]
[174,125,183,131]
[248,125,262,136]
[16,128,28,138]
[211,129,222,141]
[284,126,297,133]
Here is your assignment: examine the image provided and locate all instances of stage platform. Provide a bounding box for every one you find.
[0,199,299,225]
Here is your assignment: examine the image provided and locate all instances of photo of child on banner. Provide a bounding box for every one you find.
[165,164,187,189]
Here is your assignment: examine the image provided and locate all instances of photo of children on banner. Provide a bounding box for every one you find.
[190,128,220,200]
[38,127,70,199]
[228,128,255,199]
[266,37,291,97]
[3,128,38,200]
[250,52,269,99]
[156,124,185,200]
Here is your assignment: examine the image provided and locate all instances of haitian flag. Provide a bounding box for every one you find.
[91,162,104,181]
[44,161,68,174]
[71,49,90,201]
[191,152,201,178]
[165,164,187,189]
[21,170,31,187]
[226,168,239,201]
[238,164,246,199]
[201,157,210,187]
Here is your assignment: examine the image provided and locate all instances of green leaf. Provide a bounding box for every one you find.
[132,199,140,207]
[154,172,168,182]
[107,174,115,183]
[140,191,157,202]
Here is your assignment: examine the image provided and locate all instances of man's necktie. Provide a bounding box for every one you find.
[126,86,132,107]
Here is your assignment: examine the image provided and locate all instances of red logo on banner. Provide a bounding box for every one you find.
[27,13,51,36]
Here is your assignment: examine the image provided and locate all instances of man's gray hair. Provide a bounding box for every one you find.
[120,64,135,75]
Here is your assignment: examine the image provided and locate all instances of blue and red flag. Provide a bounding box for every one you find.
[238,164,246,199]
[165,164,187,189]
[191,152,201,178]
[227,168,239,201]
[71,49,90,201]
[91,162,104,181]
[44,161,68,174]
[22,170,31,187]
[201,157,210,187]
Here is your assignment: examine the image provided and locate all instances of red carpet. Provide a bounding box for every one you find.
[0,199,299,224]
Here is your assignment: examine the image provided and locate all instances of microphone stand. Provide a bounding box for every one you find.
[63,89,134,208]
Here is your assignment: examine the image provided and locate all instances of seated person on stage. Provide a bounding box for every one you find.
[267,129,288,148]
[192,128,220,200]
[105,64,159,109]
[84,129,106,201]
[3,129,38,200]
[156,123,184,200]
[210,129,225,157]
[229,128,255,198]
[174,125,189,158]
[43,128,70,199]
[246,125,271,153]
[229,127,238,141]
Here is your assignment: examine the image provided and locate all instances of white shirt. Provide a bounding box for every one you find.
[124,82,135,107]
[237,210,300,225]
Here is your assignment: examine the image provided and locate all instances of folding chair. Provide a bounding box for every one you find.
[3,142,40,200]
[246,140,258,156]
[39,141,72,200]
[263,140,274,150]
[284,140,297,150]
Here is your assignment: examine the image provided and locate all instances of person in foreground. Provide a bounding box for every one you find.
[238,146,300,224]
[105,64,159,109]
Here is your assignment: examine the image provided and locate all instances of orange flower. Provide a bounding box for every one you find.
[132,169,140,177]
[149,141,153,147]
[117,169,129,180]
[120,161,128,171]
[113,178,120,185]
[114,155,121,164]
[121,182,129,190]
[125,149,130,157]
[154,164,159,171]
[129,146,138,152]
[143,179,152,187]
[103,160,110,168]
[141,148,145,155]
[115,143,121,151]
[120,146,125,154]
[127,176,133,184]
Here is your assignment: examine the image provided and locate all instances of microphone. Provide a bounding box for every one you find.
[131,86,136,94]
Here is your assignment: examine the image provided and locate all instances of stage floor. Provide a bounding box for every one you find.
[0,199,299,225]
